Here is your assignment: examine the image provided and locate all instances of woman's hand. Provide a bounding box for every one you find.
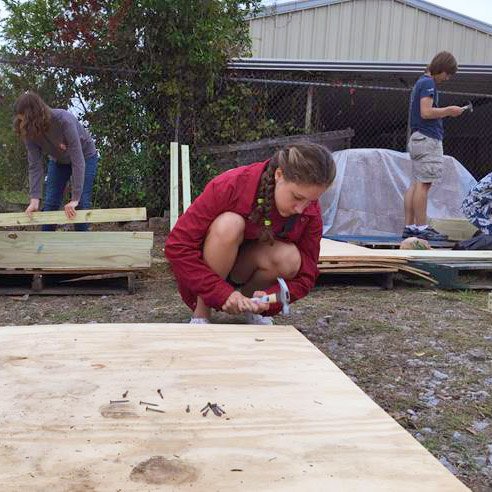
[222,291,269,315]
[64,200,79,219]
[251,290,270,314]
[25,198,40,218]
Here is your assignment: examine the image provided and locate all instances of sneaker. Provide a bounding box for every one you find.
[402,226,418,238]
[414,226,448,241]
[189,317,210,324]
[244,312,274,325]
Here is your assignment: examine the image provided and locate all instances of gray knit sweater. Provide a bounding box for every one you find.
[24,109,97,201]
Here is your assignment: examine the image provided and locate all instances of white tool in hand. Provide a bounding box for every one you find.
[251,277,291,315]
[461,101,473,113]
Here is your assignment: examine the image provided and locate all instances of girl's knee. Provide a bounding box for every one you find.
[272,244,301,279]
[208,212,245,244]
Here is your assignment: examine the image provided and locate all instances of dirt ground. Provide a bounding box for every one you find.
[2,232,492,491]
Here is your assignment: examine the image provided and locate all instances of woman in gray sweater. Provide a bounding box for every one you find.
[14,92,98,231]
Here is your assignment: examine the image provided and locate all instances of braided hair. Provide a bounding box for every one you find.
[249,143,336,245]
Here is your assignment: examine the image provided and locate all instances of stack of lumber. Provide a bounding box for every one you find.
[0,208,152,271]
[0,207,152,271]
[318,239,437,283]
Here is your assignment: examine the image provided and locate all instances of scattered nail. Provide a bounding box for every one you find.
[210,403,225,417]
[157,389,164,399]
[139,401,158,406]
[202,408,210,417]
[186,405,190,413]
[122,391,128,398]
[255,338,265,342]
[200,402,212,413]
[110,400,129,404]
[314,400,323,405]
[230,469,243,472]
[146,406,165,413]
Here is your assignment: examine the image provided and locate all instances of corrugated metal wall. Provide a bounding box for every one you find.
[249,0,492,63]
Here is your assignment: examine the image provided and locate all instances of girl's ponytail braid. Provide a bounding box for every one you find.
[249,157,280,245]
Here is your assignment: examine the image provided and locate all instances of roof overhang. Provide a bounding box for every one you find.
[227,58,492,95]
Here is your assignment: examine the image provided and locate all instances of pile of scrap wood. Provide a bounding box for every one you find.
[0,208,153,294]
[318,239,437,283]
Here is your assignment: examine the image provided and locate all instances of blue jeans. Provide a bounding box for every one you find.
[42,155,99,231]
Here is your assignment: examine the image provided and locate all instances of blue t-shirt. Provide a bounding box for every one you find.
[409,75,443,141]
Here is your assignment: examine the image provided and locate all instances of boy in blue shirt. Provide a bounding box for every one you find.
[403,51,464,241]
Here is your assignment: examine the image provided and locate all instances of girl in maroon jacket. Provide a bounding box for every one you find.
[165,143,336,324]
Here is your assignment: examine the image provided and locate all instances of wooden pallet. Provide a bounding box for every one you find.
[0,270,137,295]
[410,261,492,289]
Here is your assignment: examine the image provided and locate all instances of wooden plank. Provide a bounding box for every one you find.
[0,268,135,274]
[319,267,398,273]
[320,239,492,263]
[198,128,355,155]
[181,144,191,213]
[0,323,468,491]
[0,232,153,270]
[0,208,147,227]
[429,218,478,241]
[319,239,410,261]
[0,287,131,296]
[170,141,179,230]
[374,250,492,261]
[59,272,131,283]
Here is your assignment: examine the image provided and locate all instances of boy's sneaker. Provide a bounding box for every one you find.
[414,226,448,241]
[402,226,418,238]
[244,312,274,325]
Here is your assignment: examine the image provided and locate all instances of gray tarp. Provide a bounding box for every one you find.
[320,148,478,236]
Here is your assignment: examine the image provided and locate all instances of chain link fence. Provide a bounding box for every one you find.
[1,64,491,219]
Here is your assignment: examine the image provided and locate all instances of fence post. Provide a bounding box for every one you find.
[181,145,191,213]
[305,85,314,133]
[170,142,179,230]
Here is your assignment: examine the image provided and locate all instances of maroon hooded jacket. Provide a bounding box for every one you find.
[164,160,322,316]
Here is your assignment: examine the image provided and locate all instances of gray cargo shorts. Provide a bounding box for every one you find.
[407,131,444,183]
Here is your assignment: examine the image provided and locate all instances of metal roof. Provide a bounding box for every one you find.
[253,0,492,35]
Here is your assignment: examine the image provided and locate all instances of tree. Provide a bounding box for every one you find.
[0,0,261,213]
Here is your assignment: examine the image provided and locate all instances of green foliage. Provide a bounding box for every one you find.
[0,0,264,213]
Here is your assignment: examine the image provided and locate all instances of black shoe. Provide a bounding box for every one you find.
[402,226,418,239]
[414,226,448,241]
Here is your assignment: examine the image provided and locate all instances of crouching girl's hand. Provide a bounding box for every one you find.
[222,291,269,315]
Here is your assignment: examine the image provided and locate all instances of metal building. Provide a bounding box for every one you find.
[249,0,492,64]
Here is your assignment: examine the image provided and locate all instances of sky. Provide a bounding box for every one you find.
[262,0,492,27]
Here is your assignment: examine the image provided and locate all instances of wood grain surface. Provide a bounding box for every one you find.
[0,208,147,227]
[0,232,153,270]
[0,323,468,491]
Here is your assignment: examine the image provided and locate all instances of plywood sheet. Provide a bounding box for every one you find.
[429,218,478,241]
[320,239,492,263]
[0,323,468,491]
[319,238,409,261]
[0,232,153,270]
[0,208,147,227]
[366,249,492,262]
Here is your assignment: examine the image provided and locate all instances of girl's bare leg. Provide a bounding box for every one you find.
[230,240,301,297]
[193,212,245,319]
